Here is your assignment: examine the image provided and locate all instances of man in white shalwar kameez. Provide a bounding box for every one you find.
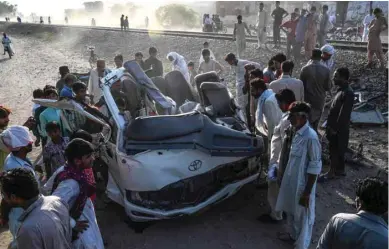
[256,2,268,49]
[225,53,261,123]
[258,89,296,223]
[43,139,104,249]
[88,60,111,105]
[275,101,322,249]
[167,52,190,83]
[233,15,251,58]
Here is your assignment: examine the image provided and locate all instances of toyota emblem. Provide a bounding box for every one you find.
[188,160,202,171]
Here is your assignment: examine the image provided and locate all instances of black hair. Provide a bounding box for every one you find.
[275,88,296,105]
[149,47,157,55]
[267,59,275,67]
[45,121,60,132]
[187,61,195,67]
[33,88,44,99]
[323,5,328,10]
[72,81,87,93]
[203,41,209,46]
[260,2,264,6]
[70,130,93,143]
[288,101,311,115]
[373,8,382,14]
[311,6,317,11]
[0,106,11,118]
[237,15,242,20]
[336,67,350,80]
[59,66,69,75]
[311,49,322,60]
[0,168,39,200]
[250,78,267,90]
[44,88,58,97]
[65,138,94,163]
[114,54,123,61]
[224,53,236,61]
[202,48,211,57]
[281,60,294,73]
[276,1,280,4]
[43,85,56,92]
[64,74,77,85]
[356,177,388,215]
[249,68,263,79]
[135,52,143,57]
[273,53,287,63]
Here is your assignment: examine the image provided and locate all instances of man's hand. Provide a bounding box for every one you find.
[74,220,89,233]
[299,193,310,208]
[72,220,89,241]
[34,138,41,147]
[326,127,337,137]
[34,165,43,174]
[22,117,36,130]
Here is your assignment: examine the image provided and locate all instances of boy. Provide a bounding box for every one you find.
[43,121,69,177]
[72,82,90,105]
[187,61,197,89]
[32,88,44,115]
[32,88,44,146]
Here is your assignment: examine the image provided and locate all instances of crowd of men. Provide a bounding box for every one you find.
[233,2,387,69]
[0,3,388,249]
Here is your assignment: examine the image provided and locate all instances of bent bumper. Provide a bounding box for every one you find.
[123,173,258,222]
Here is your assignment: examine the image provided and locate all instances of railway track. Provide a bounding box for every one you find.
[1,21,388,52]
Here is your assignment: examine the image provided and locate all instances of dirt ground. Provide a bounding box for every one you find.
[0,23,387,249]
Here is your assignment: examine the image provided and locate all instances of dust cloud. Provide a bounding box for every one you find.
[10,1,216,31]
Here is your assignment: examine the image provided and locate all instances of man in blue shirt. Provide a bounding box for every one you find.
[317,177,388,249]
[60,74,77,98]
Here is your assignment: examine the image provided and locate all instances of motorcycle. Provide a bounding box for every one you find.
[327,24,363,41]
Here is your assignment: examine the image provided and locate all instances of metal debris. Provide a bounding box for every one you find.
[351,102,387,125]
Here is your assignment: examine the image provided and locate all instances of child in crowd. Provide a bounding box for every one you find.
[43,121,69,178]
[32,88,44,115]
[72,81,90,105]
[32,88,44,146]
[187,61,197,89]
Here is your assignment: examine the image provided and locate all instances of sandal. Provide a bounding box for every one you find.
[277,232,295,245]
[317,173,335,183]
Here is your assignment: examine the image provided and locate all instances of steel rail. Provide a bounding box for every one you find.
[1,22,387,52]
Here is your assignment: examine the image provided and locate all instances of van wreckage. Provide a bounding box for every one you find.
[34,61,264,223]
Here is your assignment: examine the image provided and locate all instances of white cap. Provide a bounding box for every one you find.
[321,44,335,55]
[1,125,33,151]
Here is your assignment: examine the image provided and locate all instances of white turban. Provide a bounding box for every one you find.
[321,44,335,55]
[1,125,33,151]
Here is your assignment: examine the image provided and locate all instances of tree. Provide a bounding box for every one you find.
[0,1,17,16]
[155,4,199,29]
[110,2,140,16]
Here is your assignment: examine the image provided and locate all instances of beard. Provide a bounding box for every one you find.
[0,121,9,129]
